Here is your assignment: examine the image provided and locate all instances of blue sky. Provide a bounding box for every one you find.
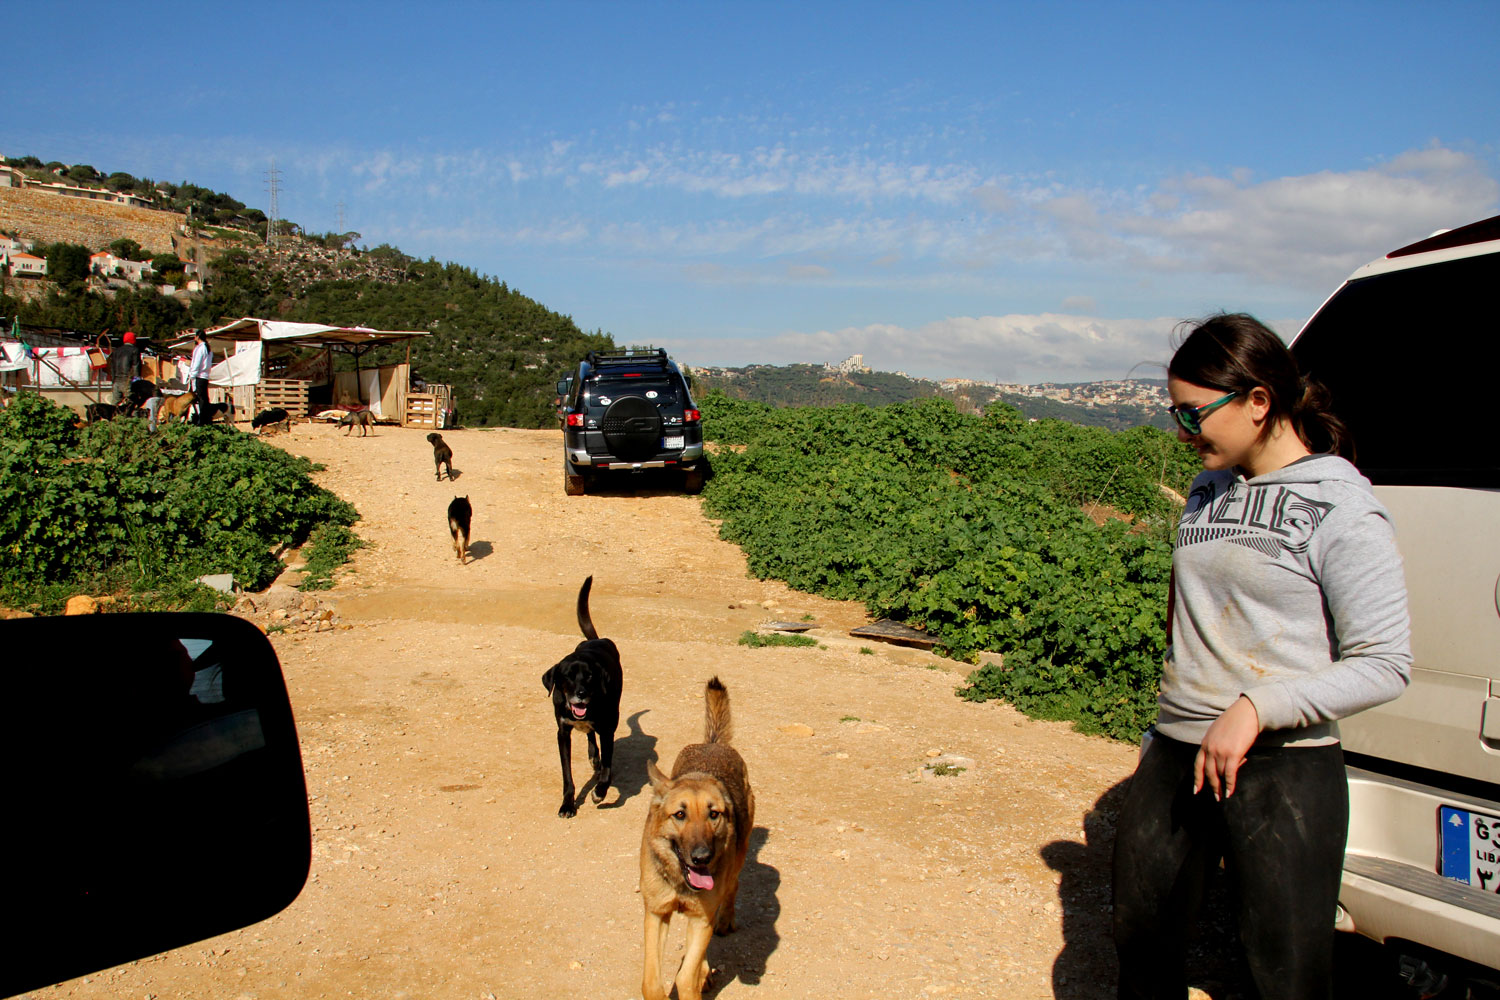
[4,1,1496,383]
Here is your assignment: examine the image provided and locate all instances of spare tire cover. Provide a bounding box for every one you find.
[601,395,662,459]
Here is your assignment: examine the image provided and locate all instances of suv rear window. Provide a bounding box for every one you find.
[584,379,680,406]
[1292,252,1500,489]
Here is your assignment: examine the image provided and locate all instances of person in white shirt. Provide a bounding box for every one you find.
[188,330,213,425]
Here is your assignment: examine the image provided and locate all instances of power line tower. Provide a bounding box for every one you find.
[336,200,346,236]
[264,159,283,249]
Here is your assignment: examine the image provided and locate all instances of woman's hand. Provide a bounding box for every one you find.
[1194,696,1260,800]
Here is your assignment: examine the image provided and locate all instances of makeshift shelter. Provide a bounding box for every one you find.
[196,318,443,425]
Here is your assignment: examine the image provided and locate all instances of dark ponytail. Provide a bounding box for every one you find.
[1169,313,1352,459]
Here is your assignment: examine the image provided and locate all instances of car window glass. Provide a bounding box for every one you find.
[1292,252,1499,488]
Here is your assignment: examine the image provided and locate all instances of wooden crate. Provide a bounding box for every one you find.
[404,384,452,428]
[405,393,440,428]
[255,379,311,419]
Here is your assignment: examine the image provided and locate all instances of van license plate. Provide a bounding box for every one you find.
[1439,806,1500,892]
[663,435,684,449]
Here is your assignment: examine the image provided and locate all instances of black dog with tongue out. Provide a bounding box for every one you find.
[542,576,623,818]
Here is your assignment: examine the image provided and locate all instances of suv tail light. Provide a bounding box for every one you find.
[683,408,701,423]
[566,413,586,427]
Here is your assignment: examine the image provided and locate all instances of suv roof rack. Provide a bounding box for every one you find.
[585,348,671,370]
[1387,214,1500,258]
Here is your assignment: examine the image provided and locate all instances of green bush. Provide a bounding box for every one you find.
[0,396,359,611]
[699,392,1192,741]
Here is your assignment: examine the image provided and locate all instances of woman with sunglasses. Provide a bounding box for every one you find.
[1112,313,1411,999]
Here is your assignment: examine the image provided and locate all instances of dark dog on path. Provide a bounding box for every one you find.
[252,407,291,434]
[542,576,623,818]
[84,403,117,423]
[427,432,454,480]
[446,495,471,563]
[340,409,375,436]
[203,400,234,424]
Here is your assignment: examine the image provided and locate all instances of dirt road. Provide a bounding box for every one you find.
[53,423,1147,999]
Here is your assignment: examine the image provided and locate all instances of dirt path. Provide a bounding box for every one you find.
[56,423,1143,999]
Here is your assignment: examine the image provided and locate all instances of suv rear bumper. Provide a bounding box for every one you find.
[1340,766,1500,969]
[566,442,703,468]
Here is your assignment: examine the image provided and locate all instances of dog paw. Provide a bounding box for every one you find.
[591,783,610,803]
[558,802,578,819]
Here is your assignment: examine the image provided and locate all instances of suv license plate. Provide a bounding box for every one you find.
[663,434,684,449]
[1439,806,1500,891]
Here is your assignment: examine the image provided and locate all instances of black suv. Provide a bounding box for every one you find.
[556,348,705,495]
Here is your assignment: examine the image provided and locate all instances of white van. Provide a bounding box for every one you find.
[1289,215,1500,989]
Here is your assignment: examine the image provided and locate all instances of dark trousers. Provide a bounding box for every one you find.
[1112,734,1348,1000]
[192,377,210,425]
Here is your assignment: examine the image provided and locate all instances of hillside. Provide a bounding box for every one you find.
[693,363,1174,430]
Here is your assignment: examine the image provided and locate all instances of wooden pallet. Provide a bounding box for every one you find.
[255,379,311,419]
[849,619,938,650]
[404,384,452,428]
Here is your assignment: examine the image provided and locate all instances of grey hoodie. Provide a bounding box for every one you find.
[1157,454,1411,746]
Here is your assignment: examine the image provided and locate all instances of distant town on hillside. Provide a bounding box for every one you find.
[688,355,1174,431]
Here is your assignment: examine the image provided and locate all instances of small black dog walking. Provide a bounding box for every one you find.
[446,495,471,563]
[542,576,623,818]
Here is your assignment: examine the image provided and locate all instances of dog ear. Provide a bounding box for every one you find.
[542,666,555,693]
[646,758,669,790]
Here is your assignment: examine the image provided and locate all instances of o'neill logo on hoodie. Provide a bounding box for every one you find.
[1178,481,1336,557]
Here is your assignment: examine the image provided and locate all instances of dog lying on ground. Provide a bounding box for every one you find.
[447,495,471,564]
[427,432,454,480]
[252,407,291,434]
[542,576,623,818]
[159,392,196,424]
[340,409,375,436]
[641,676,754,1000]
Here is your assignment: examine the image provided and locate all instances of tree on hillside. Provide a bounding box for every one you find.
[109,238,146,261]
[66,164,100,184]
[42,243,93,291]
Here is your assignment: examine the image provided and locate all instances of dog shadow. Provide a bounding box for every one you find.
[465,540,494,562]
[441,468,462,481]
[707,825,780,994]
[587,709,657,812]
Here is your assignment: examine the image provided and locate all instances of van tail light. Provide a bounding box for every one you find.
[566,413,586,427]
[683,408,701,423]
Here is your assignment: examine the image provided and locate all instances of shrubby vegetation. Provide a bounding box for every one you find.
[699,391,1199,740]
[0,395,359,613]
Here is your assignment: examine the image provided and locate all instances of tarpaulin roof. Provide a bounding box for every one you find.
[197,317,430,349]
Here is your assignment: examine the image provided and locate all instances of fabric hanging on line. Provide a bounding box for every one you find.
[208,340,263,388]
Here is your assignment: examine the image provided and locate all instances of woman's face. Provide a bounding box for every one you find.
[1167,376,1265,472]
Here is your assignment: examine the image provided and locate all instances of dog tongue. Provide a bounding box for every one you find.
[571,704,587,718]
[687,868,715,891]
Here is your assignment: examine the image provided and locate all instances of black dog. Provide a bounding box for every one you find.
[203,400,234,424]
[542,576,623,818]
[427,432,454,480]
[83,403,117,423]
[252,407,290,434]
[340,409,375,436]
[446,495,471,563]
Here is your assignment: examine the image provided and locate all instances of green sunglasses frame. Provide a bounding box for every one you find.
[1167,390,1238,435]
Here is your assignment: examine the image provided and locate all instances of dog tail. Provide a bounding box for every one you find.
[576,575,598,641]
[703,676,732,746]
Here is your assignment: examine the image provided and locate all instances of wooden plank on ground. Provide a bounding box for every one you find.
[764,621,818,632]
[849,619,938,649]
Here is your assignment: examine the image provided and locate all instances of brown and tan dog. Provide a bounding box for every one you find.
[158,392,195,423]
[640,677,754,1000]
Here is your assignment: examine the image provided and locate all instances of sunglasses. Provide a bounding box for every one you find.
[1167,391,1238,435]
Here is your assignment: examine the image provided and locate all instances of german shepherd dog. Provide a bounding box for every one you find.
[446,495,471,563]
[542,576,622,818]
[252,407,291,434]
[340,409,375,436]
[641,677,755,1000]
[159,392,196,424]
[427,432,454,480]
